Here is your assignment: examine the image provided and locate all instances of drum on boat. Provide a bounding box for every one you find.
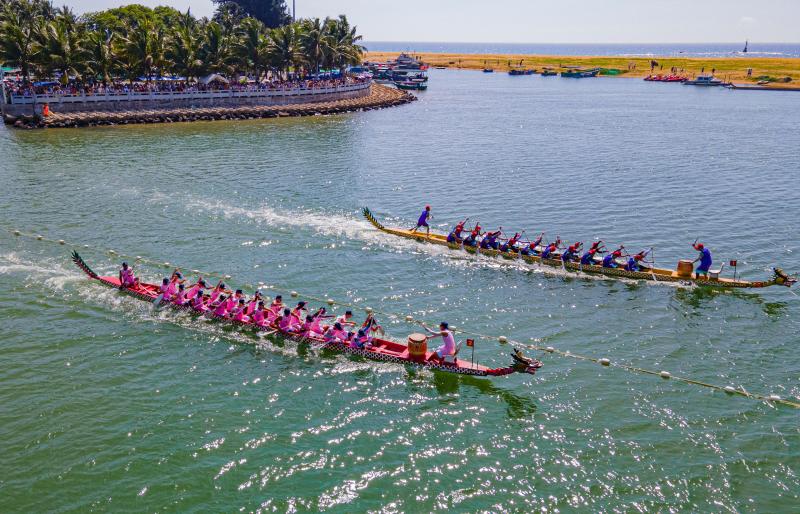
[676,260,694,277]
[407,333,427,362]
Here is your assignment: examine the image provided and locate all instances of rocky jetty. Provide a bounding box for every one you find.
[4,84,415,129]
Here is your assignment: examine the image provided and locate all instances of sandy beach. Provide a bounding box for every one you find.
[366,51,800,86]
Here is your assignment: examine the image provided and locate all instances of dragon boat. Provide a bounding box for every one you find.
[363,208,796,289]
[72,252,542,377]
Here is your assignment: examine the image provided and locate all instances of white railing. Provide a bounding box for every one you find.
[8,82,370,105]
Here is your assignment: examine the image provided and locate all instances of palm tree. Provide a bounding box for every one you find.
[299,17,327,76]
[85,29,115,85]
[1,3,365,86]
[325,15,364,74]
[268,22,301,79]
[150,25,170,79]
[37,14,88,85]
[233,17,266,80]
[120,16,156,82]
[0,5,42,81]
[199,21,232,75]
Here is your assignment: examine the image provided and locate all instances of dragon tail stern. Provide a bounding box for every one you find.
[362,207,385,230]
[72,251,98,279]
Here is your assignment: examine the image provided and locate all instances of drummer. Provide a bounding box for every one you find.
[422,322,456,360]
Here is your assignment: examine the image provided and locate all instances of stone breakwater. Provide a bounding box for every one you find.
[4,84,415,129]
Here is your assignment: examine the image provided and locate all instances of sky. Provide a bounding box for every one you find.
[65,0,800,43]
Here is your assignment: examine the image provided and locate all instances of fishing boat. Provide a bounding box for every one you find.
[362,208,797,289]
[540,69,558,77]
[684,75,724,86]
[561,68,600,78]
[395,80,428,91]
[71,252,542,377]
[483,68,494,73]
[508,68,534,76]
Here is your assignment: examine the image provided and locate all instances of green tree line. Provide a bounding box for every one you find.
[0,0,365,84]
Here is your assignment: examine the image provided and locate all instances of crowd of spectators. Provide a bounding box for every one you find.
[3,75,370,103]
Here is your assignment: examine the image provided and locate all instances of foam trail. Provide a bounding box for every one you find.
[0,252,86,290]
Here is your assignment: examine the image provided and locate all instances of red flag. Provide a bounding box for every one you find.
[466,339,474,347]
[730,260,738,267]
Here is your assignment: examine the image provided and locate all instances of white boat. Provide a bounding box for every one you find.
[684,75,724,86]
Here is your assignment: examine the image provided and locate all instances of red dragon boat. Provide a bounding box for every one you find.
[72,252,542,378]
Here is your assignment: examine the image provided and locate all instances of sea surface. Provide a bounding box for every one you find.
[1,71,799,512]
[364,41,800,58]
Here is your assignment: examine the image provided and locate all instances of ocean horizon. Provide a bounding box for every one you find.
[363,41,800,58]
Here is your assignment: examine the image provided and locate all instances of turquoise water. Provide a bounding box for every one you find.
[1,71,799,512]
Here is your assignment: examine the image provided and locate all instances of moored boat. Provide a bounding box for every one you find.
[395,80,428,91]
[684,75,724,86]
[362,208,796,290]
[561,68,600,78]
[72,252,542,377]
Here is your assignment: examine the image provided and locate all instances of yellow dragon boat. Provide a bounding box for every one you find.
[363,208,796,289]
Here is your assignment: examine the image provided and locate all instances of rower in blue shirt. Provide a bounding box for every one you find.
[692,242,712,277]
[410,205,432,236]
[580,241,605,265]
[562,242,582,262]
[463,223,482,247]
[602,246,625,268]
[447,218,468,244]
[540,237,561,260]
[625,250,649,272]
[520,233,544,256]
[480,228,502,250]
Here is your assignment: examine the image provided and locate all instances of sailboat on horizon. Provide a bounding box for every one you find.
[743,40,748,53]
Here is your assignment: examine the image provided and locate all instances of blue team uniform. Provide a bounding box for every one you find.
[416,210,429,228]
[696,248,712,274]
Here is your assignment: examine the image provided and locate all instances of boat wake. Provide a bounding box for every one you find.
[0,252,85,291]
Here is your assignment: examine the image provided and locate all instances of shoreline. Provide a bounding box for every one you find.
[4,84,415,129]
[366,51,800,85]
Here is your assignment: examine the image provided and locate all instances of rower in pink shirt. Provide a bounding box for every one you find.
[323,322,348,343]
[278,308,300,332]
[270,295,285,316]
[231,299,250,323]
[172,284,188,305]
[209,282,228,303]
[291,302,307,323]
[212,295,230,317]
[252,301,268,327]
[191,291,207,312]
[245,291,262,316]
[186,279,210,301]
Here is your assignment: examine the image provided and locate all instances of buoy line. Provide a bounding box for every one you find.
[6,227,799,409]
